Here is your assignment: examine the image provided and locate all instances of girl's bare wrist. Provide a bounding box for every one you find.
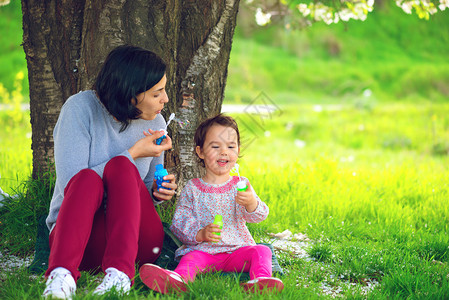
[246,201,257,213]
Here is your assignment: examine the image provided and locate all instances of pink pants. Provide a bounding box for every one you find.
[174,245,273,282]
[46,156,164,282]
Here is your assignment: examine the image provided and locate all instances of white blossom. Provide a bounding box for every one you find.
[298,3,311,16]
[255,7,272,26]
[439,0,449,10]
[294,0,442,25]
[396,0,439,18]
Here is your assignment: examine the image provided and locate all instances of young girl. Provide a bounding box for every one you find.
[140,114,284,294]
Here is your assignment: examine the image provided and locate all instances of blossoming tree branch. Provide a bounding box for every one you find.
[250,0,448,26]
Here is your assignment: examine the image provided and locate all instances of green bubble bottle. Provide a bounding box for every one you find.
[236,181,247,192]
[213,215,223,240]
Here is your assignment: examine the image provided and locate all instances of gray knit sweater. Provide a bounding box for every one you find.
[46,90,166,231]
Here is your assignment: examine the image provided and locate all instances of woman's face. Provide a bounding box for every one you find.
[134,74,168,120]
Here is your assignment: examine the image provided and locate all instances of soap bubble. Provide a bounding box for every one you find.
[152,247,160,254]
[175,118,191,129]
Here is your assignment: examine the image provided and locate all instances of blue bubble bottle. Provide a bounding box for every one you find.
[154,164,170,190]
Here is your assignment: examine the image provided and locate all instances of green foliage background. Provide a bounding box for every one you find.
[0,0,28,99]
[1,1,449,104]
[229,1,449,104]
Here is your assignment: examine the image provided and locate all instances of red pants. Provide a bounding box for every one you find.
[174,245,273,282]
[46,156,164,282]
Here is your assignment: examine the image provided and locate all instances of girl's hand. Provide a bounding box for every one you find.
[235,182,258,212]
[152,174,177,201]
[128,130,172,160]
[195,223,222,243]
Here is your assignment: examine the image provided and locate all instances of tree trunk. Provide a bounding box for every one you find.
[21,0,240,190]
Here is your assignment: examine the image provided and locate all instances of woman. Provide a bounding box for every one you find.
[43,45,177,299]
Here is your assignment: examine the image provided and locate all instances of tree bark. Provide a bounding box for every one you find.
[21,0,240,190]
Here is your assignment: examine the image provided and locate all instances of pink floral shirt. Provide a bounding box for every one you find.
[170,176,269,260]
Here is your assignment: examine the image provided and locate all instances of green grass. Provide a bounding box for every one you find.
[1,102,449,298]
[0,109,31,194]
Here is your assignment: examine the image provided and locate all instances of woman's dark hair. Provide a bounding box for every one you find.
[194,113,241,167]
[94,45,166,131]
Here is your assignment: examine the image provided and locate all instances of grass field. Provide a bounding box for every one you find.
[0,71,32,194]
[1,101,449,299]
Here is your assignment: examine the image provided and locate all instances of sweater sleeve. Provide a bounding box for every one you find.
[53,98,90,181]
[53,98,128,195]
[170,182,201,245]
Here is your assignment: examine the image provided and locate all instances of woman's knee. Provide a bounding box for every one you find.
[104,156,137,178]
[65,169,102,194]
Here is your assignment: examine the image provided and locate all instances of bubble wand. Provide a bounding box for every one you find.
[155,113,176,145]
[233,163,248,191]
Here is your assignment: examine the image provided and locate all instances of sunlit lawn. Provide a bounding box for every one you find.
[0,109,32,194]
[1,100,449,298]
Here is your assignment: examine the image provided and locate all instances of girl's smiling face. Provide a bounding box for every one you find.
[196,124,240,183]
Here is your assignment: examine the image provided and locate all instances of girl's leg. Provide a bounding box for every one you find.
[99,156,164,280]
[46,169,104,281]
[219,245,283,293]
[174,251,219,282]
[220,245,273,279]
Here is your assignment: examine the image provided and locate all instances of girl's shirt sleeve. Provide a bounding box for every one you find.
[170,182,201,245]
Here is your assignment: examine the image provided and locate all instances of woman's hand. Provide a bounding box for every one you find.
[152,173,177,201]
[195,224,222,243]
[128,129,172,160]
[235,182,258,213]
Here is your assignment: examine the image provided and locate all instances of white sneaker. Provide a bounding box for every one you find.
[43,267,76,299]
[92,267,131,296]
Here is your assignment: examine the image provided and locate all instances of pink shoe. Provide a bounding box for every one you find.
[139,263,187,294]
[241,277,284,293]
